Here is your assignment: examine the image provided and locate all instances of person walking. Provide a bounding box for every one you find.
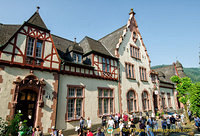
[153,118,158,131]
[139,120,145,136]
[58,130,64,136]
[87,129,93,136]
[121,124,130,136]
[161,118,167,130]
[79,117,85,136]
[101,114,107,131]
[146,121,154,136]
[35,126,43,136]
[87,117,92,129]
[114,113,119,128]
[180,113,184,125]
[166,117,171,130]
[32,128,35,136]
[107,116,115,128]
[170,115,176,129]
[96,127,105,136]
[123,112,128,125]
[188,110,192,121]
[194,116,200,131]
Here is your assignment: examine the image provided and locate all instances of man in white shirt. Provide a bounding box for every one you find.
[87,117,92,129]
[107,117,115,128]
[180,113,184,124]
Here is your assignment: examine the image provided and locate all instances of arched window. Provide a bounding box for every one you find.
[142,91,150,111]
[127,90,137,113]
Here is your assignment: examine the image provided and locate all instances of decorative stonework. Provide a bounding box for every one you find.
[7,71,46,129]
[48,73,59,133]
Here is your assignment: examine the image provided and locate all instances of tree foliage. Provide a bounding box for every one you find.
[189,82,200,116]
[171,76,192,105]
[0,113,31,136]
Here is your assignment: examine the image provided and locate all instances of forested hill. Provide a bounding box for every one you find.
[151,65,200,83]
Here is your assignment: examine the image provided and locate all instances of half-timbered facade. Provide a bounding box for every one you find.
[0,8,180,134]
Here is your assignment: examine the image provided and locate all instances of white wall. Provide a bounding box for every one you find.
[0,66,55,133]
[118,28,154,113]
[56,74,118,130]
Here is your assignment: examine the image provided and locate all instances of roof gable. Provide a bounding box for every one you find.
[27,12,48,30]
[99,25,126,56]
[0,24,21,45]
[80,36,113,57]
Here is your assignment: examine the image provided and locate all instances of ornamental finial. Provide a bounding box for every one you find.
[36,6,40,13]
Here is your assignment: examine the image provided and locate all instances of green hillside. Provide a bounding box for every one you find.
[151,65,200,83]
[183,68,200,83]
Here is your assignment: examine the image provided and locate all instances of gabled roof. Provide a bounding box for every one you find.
[68,43,84,54]
[80,36,114,58]
[99,25,126,56]
[0,24,21,45]
[51,34,74,60]
[153,61,186,83]
[27,12,48,30]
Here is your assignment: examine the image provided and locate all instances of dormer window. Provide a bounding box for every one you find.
[73,52,82,63]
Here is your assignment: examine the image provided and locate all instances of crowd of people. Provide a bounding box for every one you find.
[77,111,195,136]
[18,110,200,136]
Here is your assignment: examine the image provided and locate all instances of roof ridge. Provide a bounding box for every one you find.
[51,34,74,43]
[0,24,21,26]
[99,25,126,41]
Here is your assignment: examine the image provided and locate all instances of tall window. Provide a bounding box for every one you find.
[36,40,43,58]
[98,88,114,115]
[161,92,166,109]
[102,58,106,72]
[26,37,43,58]
[125,63,135,79]
[167,93,171,108]
[130,44,140,59]
[127,90,137,113]
[66,86,84,120]
[139,67,147,81]
[27,37,35,56]
[106,59,110,72]
[142,91,150,111]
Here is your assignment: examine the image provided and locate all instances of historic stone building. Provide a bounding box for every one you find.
[0,8,182,133]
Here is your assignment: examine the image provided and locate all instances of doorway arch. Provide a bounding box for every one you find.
[9,72,45,128]
[15,89,38,127]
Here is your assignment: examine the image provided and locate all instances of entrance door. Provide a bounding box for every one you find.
[15,90,37,127]
[153,92,158,113]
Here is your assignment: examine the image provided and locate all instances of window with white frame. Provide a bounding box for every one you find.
[98,88,114,115]
[73,53,82,63]
[66,86,84,120]
[27,37,35,56]
[26,37,43,58]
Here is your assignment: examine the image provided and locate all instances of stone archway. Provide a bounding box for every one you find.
[8,71,45,128]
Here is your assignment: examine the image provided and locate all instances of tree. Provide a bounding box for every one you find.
[0,113,31,136]
[170,75,192,123]
[189,82,200,116]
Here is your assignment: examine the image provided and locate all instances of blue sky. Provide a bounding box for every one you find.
[1,0,200,68]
